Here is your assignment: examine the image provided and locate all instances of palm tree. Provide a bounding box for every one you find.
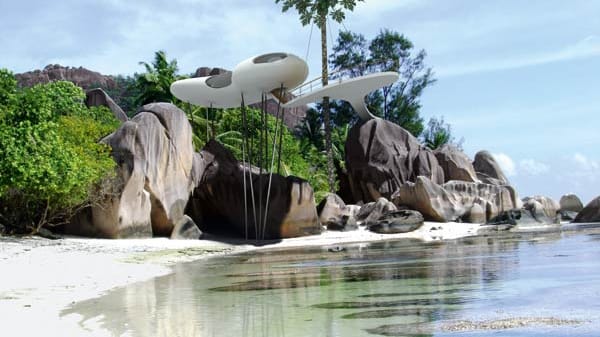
[134,50,180,106]
[275,0,363,192]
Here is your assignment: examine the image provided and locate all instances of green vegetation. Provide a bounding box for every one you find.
[134,50,181,106]
[329,29,435,136]
[0,70,119,234]
[275,0,364,193]
[422,116,463,150]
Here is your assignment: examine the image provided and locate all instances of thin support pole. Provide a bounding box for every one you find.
[262,85,285,239]
[241,94,257,239]
[241,99,249,241]
[206,103,211,141]
[276,107,286,175]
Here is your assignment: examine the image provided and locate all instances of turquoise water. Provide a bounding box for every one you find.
[64,225,600,336]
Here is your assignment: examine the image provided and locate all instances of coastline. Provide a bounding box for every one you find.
[0,221,525,336]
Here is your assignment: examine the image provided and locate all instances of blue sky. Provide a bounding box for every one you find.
[2,0,599,203]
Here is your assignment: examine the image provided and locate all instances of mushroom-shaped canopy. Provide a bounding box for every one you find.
[170,52,308,108]
[233,52,308,94]
[283,72,399,121]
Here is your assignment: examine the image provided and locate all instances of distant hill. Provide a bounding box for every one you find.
[15,64,117,90]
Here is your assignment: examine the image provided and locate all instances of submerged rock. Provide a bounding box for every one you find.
[68,103,196,238]
[345,119,444,203]
[186,140,322,239]
[574,196,600,223]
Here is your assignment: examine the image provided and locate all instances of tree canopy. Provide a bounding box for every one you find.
[0,69,119,234]
[329,29,436,136]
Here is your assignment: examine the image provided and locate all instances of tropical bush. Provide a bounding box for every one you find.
[0,69,119,234]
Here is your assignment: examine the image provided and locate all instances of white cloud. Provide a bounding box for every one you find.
[573,153,600,171]
[492,153,516,177]
[438,35,600,77]
[519,159,550,176]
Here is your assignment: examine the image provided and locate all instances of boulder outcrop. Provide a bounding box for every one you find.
[85,88,128,122]
[317,193,359,231]
[367,210,424,234]
[67,103,196,238]
[392,176,520,223]
[345,119,445,203]
[559,193,584,213]
[522,196,560,221]
[434,144,479,183]
[16,64,116,89]
[574,196,600,223]
[472,151,510,185]
[186,140,322,239]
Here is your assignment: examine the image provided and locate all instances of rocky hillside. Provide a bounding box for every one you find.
[15,64,117,89]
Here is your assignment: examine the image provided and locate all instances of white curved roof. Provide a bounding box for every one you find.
[283,72,399,120]
[170,52,308,108]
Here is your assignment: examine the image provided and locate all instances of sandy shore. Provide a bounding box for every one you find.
[0,221,480,336]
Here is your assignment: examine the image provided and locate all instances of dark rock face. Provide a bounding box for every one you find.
[559,193,584,213]
[186,140,321,239]
[85,88,128,122]
[473,151,510,185]
[16,64,116,89]
[574,196,600,223]
[367,210,424,234]
[392,177,520,223]
[317,193,359,231]
[345,119,445,203]
[67,103,196,238]
[434,144,479,183]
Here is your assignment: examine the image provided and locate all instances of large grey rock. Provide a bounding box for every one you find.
[317,193,359,231]
[473,151,510,185]
[392,176,520,223]
[186,140,322,239]
[434,144,479,183]
[345,119,445,203]
[368,210,424,234]
[67,103,196,238]
[559,193,584,213]
[85,88,128,122]
[356,197,398,226]
[522,196,560,221]
[574,196,600,223]
[170,215,202,240]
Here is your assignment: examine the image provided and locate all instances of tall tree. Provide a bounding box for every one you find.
[134,50,180,106]
[329,29,436,137]
[275,0,363,192]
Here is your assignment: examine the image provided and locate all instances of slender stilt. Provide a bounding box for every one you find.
[262,85,285,240]
[241,94,257,239]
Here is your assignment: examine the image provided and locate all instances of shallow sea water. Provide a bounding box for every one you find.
[63,225,600,336]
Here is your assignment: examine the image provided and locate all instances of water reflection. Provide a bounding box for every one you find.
[62,228,600,337]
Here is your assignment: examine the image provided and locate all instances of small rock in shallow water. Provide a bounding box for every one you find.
[368,210,424,234]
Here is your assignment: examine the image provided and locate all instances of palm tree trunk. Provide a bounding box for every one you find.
[320,15,335,193]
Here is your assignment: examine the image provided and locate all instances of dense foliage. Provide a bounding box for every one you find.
[422,116,463,150]
[134,50,181,106]
[0,70,119,234]
[329,29,436,136]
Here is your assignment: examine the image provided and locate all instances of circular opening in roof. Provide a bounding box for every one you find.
[205,71,232,89]
[253,53,288,64]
